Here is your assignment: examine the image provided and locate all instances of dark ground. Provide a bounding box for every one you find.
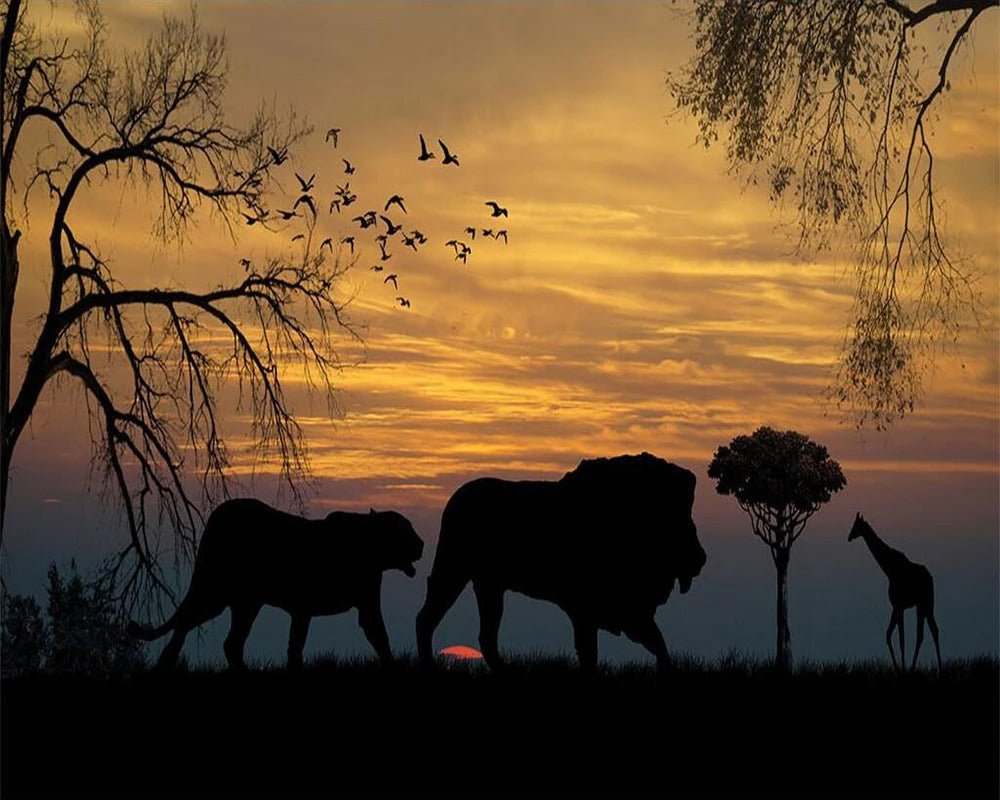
[2,655,997,798]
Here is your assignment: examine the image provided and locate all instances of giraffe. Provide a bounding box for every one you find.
[848,513,942,673]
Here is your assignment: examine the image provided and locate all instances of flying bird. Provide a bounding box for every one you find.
[239,258,251,270]
[353,214,375,229]
[439,139,459,166]
[267,145,288,165]
[402,235,418,251]
[341,235,355,253]
[464,226,476,240]
[417,133,435,162]
[494,229,508,244]
[396,296,411,308]
[485,201,508,218]
[294,194,317,217]
[445,239,460,252]
[320,237,333,252]
[385,195,407,214]
[455,250,468,264]
[411,229,427,244]
[291,233,305,242]
[276,208,298,220]
[295,172,315,192]
[482,228,493,238]
[378,240,392,261]
[329,199,341,214]
[370,264,384,272]
[383,273,399,289]
[326,128,341,147]
[242,212,263,226]
[380,215,403,235]
[342,159,355,175]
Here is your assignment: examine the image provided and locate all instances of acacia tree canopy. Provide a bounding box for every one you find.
[669,0,997,430]
[1,0,356,610]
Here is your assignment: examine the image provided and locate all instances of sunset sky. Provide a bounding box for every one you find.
[4,1,998,666]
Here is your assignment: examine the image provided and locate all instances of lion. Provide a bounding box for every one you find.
[129,499,424,670]
[416,453,706,671]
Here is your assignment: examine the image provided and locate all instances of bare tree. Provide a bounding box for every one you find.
[1,1,357,610]
[669,0,996,429]
[708,427,846,672]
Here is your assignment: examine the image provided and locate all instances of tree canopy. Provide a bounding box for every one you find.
[670,0,996,429]
[1,0,355,609]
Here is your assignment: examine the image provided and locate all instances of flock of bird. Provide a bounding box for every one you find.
[238,130,513,311]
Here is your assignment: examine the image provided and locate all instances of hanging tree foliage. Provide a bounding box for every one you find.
[669,0,996,429]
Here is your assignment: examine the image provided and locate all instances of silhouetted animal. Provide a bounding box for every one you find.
[242,212,263,226]
[267,145,288,165]
[294,194,317,217]
[129,500,423,670]
[482,228,493,237]
[291,233,304,242]
[417,453,706,672]
[396,296,410,307]
[341,235,355,253]
[295,172,315,192]
[320,237,333,252]
[464,227,476,240]
[495,229,508,244]
[439,139,459,166]
[418,133,435,161]
[849,513,942,672]
[239,258,251,270]
[329,199,341,214]
[384,273,398,289]
[343,158,355,175]
[370,264,384,272]
[485,201,508,218]
[385,195,407,213]
[276,208,298,221]
[326,127,340,147]
[381,215,403,235]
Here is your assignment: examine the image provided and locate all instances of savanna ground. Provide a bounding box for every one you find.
[2,654,997,798]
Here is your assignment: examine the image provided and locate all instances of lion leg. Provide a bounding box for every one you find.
[625,617,671,673]
[224,603,261,671]
[416,571,470,664]
[473,581,505,670]
[359,600,393,664]
[286,614,311,671]
[571,616,598,674]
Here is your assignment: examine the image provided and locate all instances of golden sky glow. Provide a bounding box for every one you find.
[8,1,998,526]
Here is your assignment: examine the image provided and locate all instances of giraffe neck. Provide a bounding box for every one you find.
[862,528,896,577]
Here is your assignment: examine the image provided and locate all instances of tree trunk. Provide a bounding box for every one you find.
[0,222,19,543]
[774,548,791,673]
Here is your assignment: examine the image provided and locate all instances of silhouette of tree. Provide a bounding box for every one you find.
[707,427,845,672]
[1,589,47,675]
[1,1,355,610]
[669,1,996,429]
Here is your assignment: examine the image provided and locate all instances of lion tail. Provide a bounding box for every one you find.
[127,616,176,641]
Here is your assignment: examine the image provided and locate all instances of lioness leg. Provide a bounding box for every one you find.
[287,614,311,671]
[624,617,671,673]
[155,596,226,670]
[359,599,393,664]
[473,581,505,670]
[224,603,261,670]
[571,617,598,674]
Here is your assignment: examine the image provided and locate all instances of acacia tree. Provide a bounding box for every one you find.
[669,0,997,429]
[1,1,355,609]
[707,427,845,672]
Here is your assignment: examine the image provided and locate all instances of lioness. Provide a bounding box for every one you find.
[129,499,424,670]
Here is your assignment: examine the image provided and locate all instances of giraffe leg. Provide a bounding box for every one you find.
[926,612,942,674]
[885,609,900,672]
[911,610,925,671]
[897,610,906,673]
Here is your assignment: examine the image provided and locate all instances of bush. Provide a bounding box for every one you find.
[1,561,146,677]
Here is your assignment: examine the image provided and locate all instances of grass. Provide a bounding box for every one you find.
[2,654,997,798]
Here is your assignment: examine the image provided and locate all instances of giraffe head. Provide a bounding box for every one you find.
[848,512,868,541]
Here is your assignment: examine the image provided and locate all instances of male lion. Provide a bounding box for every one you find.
[129,499,424,670]
[416,453,706,671]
